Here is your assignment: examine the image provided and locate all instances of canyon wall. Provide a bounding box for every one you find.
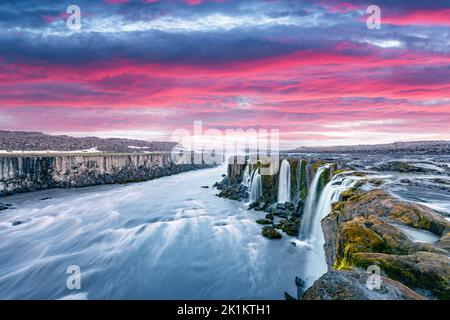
[225,156,335,206]
[0,153,215,196]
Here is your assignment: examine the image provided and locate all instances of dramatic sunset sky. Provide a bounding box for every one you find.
[0,0,449,148]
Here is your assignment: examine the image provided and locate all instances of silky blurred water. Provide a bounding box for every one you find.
[0,166,303,299]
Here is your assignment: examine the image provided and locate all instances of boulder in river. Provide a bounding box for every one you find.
[255,219,272,225]
[262,226,282,239]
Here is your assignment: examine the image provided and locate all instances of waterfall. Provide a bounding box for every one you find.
[249,170,262,203]
[277,159,291,203]
[307,176,356,243]
[295,160,302,203]
[298,170,359,287]
[242,163,251,188]
[299,165,330,240]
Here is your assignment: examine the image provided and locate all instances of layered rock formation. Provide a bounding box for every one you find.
[309,186,450,300]
[0,153,214,196]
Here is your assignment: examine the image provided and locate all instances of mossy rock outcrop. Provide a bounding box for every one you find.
[349,252,450,300]
[329,189,449,236]
[299,160,308,201]
[322,187,450,300]
[311,160,327,174]
[275,218,299,236]
[437,232,450,251]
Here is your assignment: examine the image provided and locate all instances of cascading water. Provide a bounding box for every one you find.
[297,169,359,287]
[242,163,251,188]
[249,170,262,203]
[299,165,330,240]
[295,160,302,203]
[309,176,356,243]
[277,159,291,203]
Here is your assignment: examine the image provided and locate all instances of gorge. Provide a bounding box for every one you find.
[0,152,449,300]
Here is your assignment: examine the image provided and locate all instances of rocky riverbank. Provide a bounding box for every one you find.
[0,153,216,196]
[214,156,339,239]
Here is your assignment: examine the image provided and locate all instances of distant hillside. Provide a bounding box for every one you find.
[290,141,450,155]
[0,131,177,153]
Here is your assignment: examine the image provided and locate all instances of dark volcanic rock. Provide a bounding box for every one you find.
[262,226,282,239]
[302,270,424,300]
[255,219,272,225]
[274,218,299,236]
[216,178,248,201]
[276,203,286,210]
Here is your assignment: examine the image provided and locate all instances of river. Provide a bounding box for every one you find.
[0,166,303,299]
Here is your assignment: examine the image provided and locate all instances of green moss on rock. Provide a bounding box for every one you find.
[262,226,282,239]
[335,218,385,269]
[256,219,272,225]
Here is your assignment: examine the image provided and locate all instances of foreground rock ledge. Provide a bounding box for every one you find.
[320,188,450,300]
[302,269,424,300]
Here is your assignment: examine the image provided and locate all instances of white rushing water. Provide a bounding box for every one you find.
[249,170,262,203]
[393,224,440,243]
[298,167,358,287]
[0,166,304,299]
[242,163,251,188]
[277,160,291,204]
[299,165,330,240]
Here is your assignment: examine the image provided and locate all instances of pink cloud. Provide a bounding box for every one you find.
[383,9,450,26]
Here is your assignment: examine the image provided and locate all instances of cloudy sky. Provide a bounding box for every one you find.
[0,0,449,148]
